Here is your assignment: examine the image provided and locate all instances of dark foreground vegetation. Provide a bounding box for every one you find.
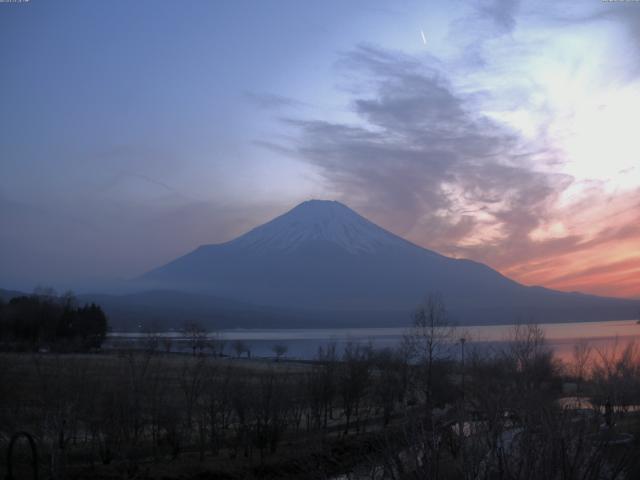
[2,296,640,479]
[0,289,108,352]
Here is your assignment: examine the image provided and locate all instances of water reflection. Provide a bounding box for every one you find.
[108,319,640,361]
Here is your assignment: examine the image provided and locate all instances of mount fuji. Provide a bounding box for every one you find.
[136,200,639,325]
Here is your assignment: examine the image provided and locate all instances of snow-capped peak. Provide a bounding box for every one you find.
[226,199,414,254]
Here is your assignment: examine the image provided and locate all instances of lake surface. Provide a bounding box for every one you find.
[109,319,640,362]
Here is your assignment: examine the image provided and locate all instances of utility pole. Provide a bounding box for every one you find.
[460,337,466,409]
[459,337,467,478]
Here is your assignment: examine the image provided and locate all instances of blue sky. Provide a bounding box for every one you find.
[1,0,639,297]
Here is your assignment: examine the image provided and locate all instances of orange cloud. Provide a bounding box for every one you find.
[482,188,640,299]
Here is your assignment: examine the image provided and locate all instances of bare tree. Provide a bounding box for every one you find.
[339,341,372,434]
[252,369,291,461]
[306,342,338,430]
[271,343,288,361]
[162,336,173,354]
[182,321,208,356]
[371,347,408,426]
[200,364,233,456]
[571,339,592,400]
[232,339,249,358]
[591,340,640,413]
[207,331,226,357]
[502,323,560,430]
[179,357,207,446]
[143,322,161,355]
[404,293,455,418]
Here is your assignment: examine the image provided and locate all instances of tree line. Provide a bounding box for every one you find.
[0,288,108,352]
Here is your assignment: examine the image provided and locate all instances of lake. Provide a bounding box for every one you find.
[108,319,640,363]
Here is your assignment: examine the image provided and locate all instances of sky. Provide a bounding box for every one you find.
[1,0,639,298]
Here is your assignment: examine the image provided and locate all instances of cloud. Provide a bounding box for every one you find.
[475,0,521,33]
[445,0,523,68]
[284,45,568,243]
[276,44,640,297]
[498,187,640,297]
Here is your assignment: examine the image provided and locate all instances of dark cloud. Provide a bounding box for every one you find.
[282,45,572,261]
[476,0,521,33]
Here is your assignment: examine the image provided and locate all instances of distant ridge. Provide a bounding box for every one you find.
[137,200,640,325]
[0,288,25,302]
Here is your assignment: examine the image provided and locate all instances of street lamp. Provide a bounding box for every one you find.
[458,337,467,452]
[460,337,466,419]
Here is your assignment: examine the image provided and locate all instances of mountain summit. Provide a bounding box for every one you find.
[140,200,638,324]
[227,200,431,255]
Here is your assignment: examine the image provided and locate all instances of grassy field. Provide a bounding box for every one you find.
[3,331,640,479]
[0,351,416,479]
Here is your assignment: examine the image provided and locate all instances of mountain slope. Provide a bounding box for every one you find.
[139,200,639,324]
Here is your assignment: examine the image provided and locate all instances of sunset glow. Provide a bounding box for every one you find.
[1,0,639,299]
